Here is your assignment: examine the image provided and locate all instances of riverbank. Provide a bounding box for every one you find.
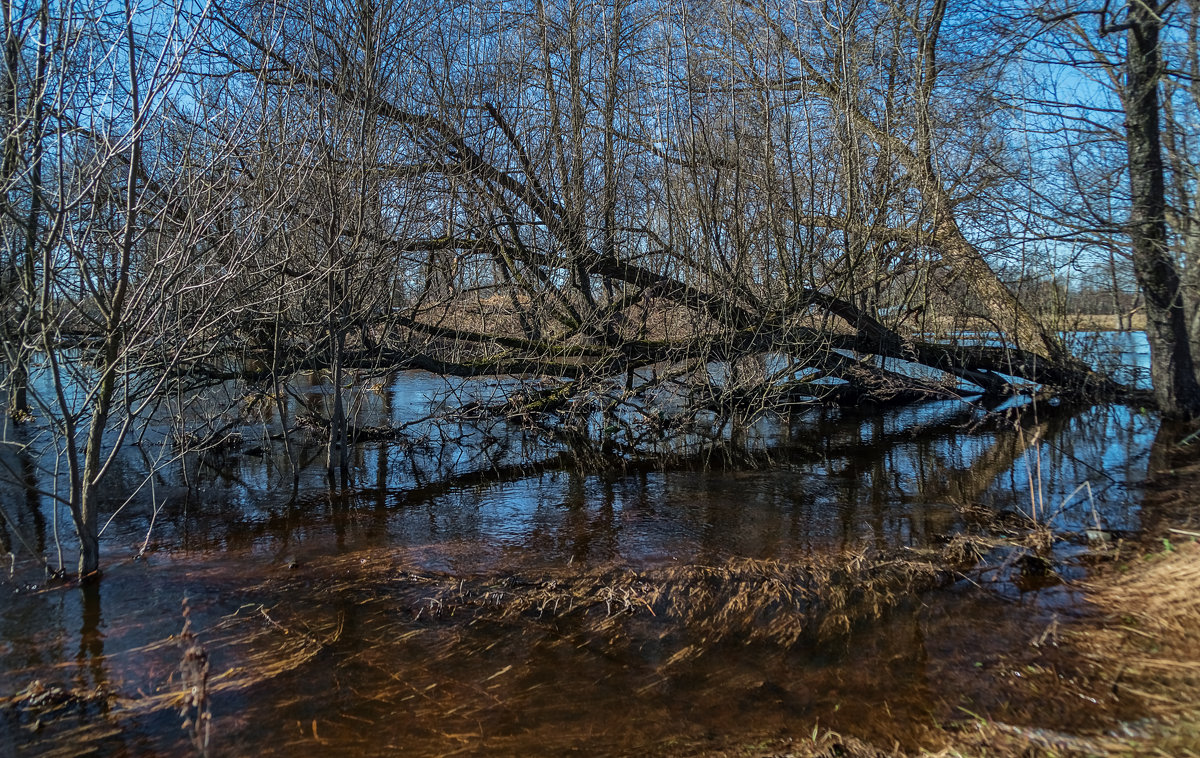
[935,446,1200,757]
[701,430,1200,758]
[1065,434,1200,756]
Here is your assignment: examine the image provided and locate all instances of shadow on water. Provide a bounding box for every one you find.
[0,363,1161,755]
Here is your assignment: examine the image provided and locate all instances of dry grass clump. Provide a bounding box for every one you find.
[1065,539,1200,755]
[3,601,343,755]
[404,549,957,649]
[646,728,900,758]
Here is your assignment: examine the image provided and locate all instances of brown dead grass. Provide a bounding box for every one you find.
[1,601,343,754]
[1064,539,1200,757]
[405,550,956,648]
[1,545,971,757]
[919,448,1200,758]
[1069,313,1148,332]
[667,446,1200,758]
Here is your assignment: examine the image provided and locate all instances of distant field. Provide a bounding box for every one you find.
[1067,313,1147,331]
[910,311,1147,339]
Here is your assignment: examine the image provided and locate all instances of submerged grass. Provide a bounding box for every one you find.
[0,595,344,755]
[10,486,1200,757]
[402,548,960,647]
[3,543,973,756]
[9,528,1197,757]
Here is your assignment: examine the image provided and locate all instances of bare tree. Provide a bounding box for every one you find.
[0,0,258,578]
[0,0,50,422]
[1033,0,1200,416]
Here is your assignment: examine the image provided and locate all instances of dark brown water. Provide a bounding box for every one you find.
[0,365,1158,756]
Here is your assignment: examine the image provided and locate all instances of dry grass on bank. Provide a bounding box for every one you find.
[913,480,1200,758]
[1069,539,1200,757]
[677,533,1200,758]
[903,539,1200,758]
[910,539,1200,758]
[674,452,1200,758]
[1067,441,1200,758]
[418,294,1146,350]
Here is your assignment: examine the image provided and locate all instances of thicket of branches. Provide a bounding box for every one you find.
[1,0,1198,577]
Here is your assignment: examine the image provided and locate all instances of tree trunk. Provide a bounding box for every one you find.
[77,338,118,579]
[934,217,1064,360]
[76,486,101,578]
[1124,3,1200,417]
[70,0,141,579]
[3,0,49,422]
[327,319,349,483]
[326,225,349,484]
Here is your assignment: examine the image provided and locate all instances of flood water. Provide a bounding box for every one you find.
[0,335,1162,756]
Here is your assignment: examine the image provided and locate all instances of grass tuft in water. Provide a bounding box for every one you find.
[179,596,213,757]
